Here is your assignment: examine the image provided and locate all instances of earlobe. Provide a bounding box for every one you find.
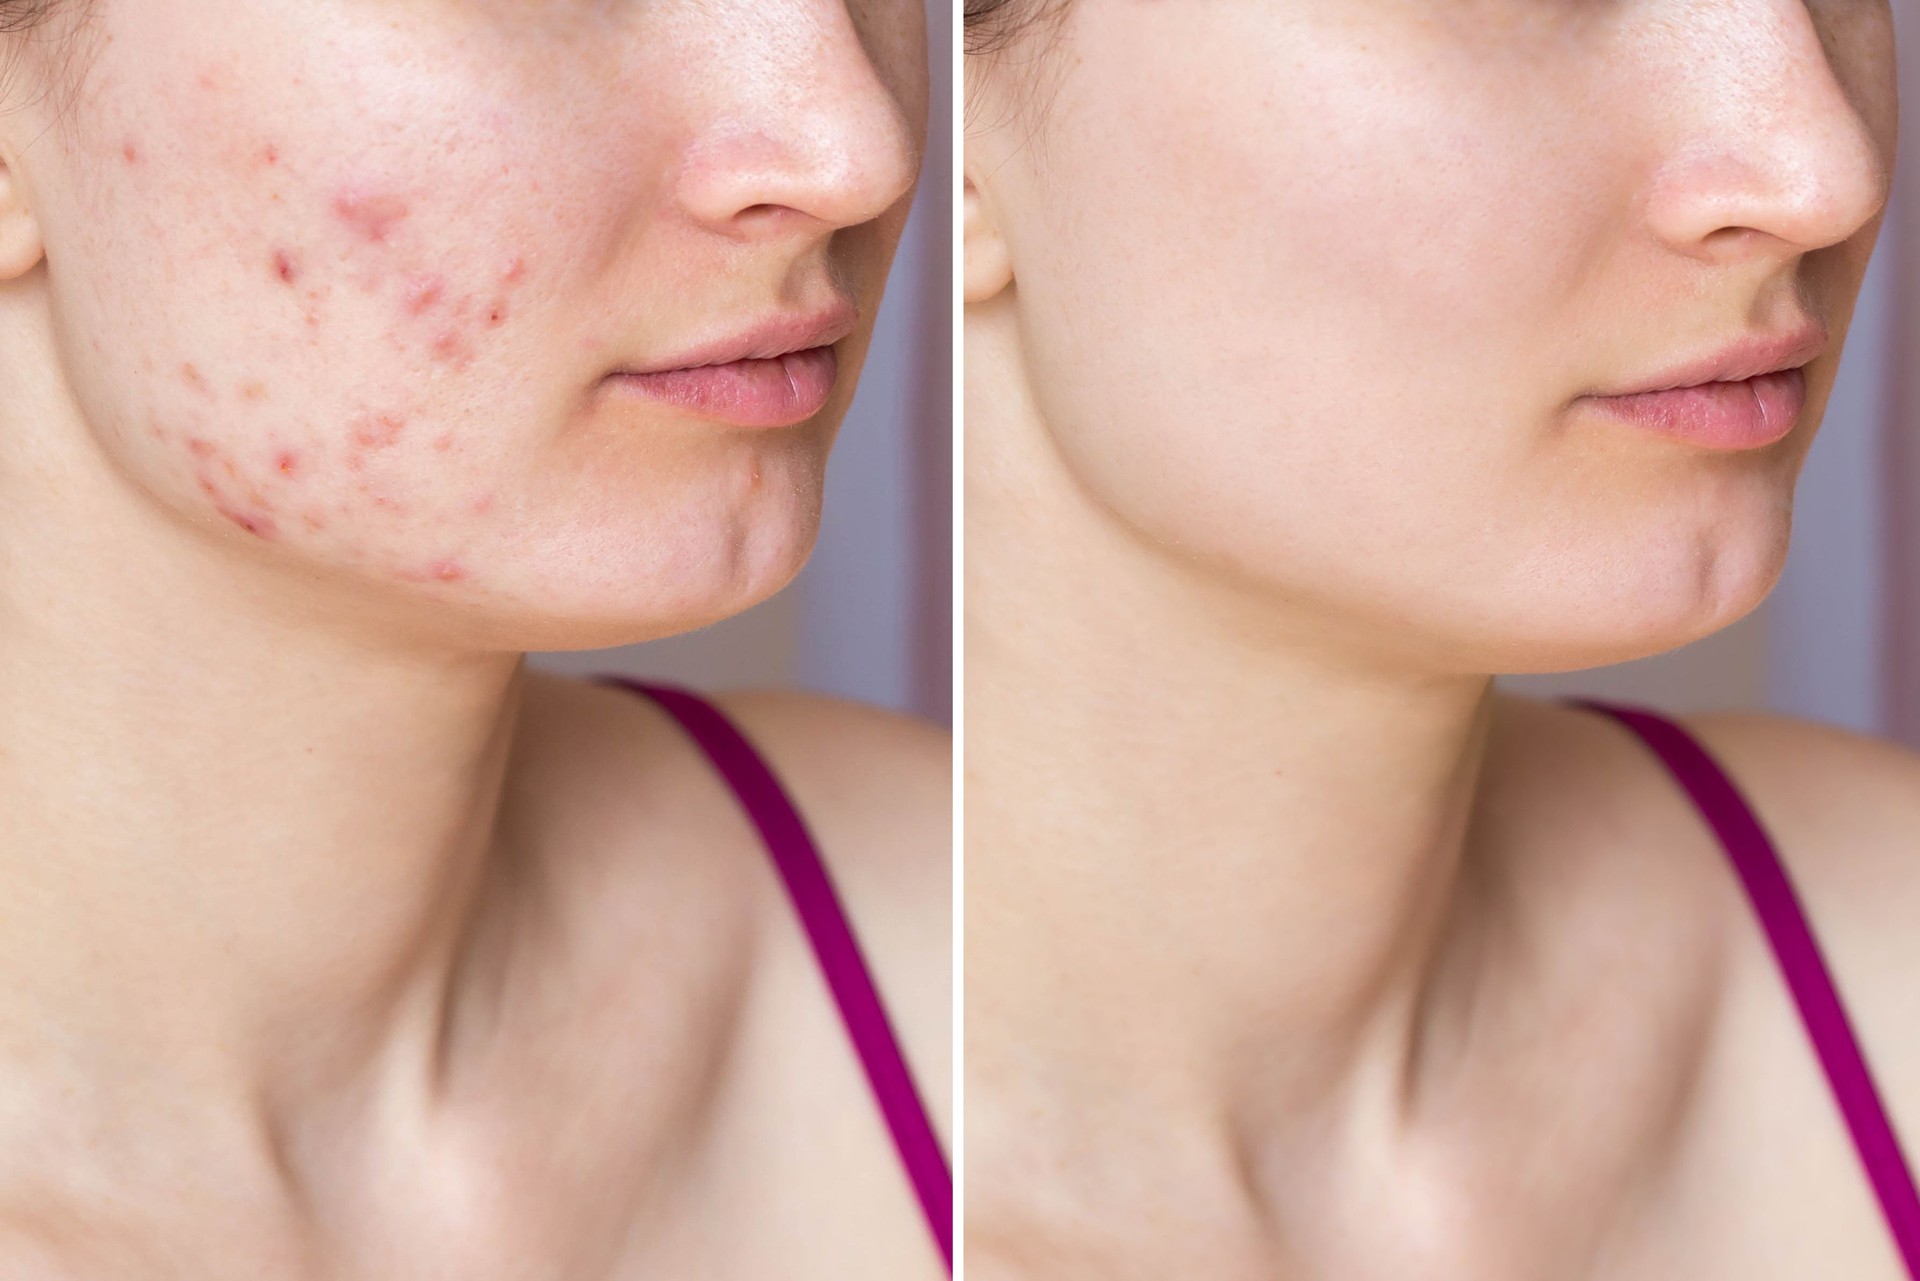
[963,170,1013,303]
[0,156,46,281]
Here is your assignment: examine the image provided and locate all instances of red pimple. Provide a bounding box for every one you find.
[502,257,526,286]
[402,273,446,315]
[121,140,140,165]
[272,249,300,285]
[331,189,411,245]
[274,449,300,477]
[486,299,507,327]
[262,143,280,166]
[430,560,467,582]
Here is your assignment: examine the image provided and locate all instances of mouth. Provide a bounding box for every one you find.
[602,298,859,429]
[1577,321,1828,450]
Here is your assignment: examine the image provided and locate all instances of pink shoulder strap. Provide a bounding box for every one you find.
[598,676,952,1271]
[1573,699,1920,1276]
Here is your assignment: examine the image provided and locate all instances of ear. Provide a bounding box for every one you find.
[962,162,1013,303]
[0,151,45,280]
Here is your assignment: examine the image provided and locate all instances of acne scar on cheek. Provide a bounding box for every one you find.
[240,381,268,402]
[349,411,407,450]
[431,330,474,369]
[220,507,277,539]
[403,273,446,315]
[398,558,468,584]
[179,363,211,396]
[331,188,411,245]
[184,436,278,541]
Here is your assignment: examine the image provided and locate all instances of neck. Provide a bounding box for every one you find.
[0,370,529,1127]
[965,376,1500,1140]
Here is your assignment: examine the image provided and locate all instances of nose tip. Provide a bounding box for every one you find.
[678,98,923,236]
[672,14,924,238]
[1642,12,1892,261]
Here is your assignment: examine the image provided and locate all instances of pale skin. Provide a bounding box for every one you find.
[0,1,948,1277]
[966,1,1913,1277]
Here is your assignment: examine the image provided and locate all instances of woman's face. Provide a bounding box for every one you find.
[968,0,1895,674]
[7,0,925,648]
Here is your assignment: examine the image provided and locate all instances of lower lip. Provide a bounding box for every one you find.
[1580,367,1808,450]
[603,346,838,428]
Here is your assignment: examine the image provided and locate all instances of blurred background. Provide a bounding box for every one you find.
[533,0,954,727]
[1505,9,1920,747]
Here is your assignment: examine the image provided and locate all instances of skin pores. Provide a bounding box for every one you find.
[7,0,925,649]
[968,0,1893,676]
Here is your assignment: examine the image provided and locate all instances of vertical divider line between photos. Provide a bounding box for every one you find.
[949,0,967,1264]
[1885,2,1920,749]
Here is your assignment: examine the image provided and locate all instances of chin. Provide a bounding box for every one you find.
[400,500,824,655]
[1478,517,1792,677]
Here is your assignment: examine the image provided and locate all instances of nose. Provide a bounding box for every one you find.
[672,0,924,238]
[1640,2,1891,262]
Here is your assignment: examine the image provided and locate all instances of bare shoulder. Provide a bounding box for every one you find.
[706,686,954,1132]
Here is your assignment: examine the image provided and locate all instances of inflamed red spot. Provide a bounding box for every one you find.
[272,250,300,285]
[275,450,300,477]
[121,141,140,165]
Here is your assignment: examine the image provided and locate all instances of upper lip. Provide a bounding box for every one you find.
[617,298,860,375]
[1592,321,1830,397]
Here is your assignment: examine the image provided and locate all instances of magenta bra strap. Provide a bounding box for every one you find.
[1572,699,1920,1275]
[597,676,953,1272]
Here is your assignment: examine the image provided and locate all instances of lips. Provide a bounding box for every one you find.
[603,298,859,429]
[606,347,840,429]
[1578,321,1827,450]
